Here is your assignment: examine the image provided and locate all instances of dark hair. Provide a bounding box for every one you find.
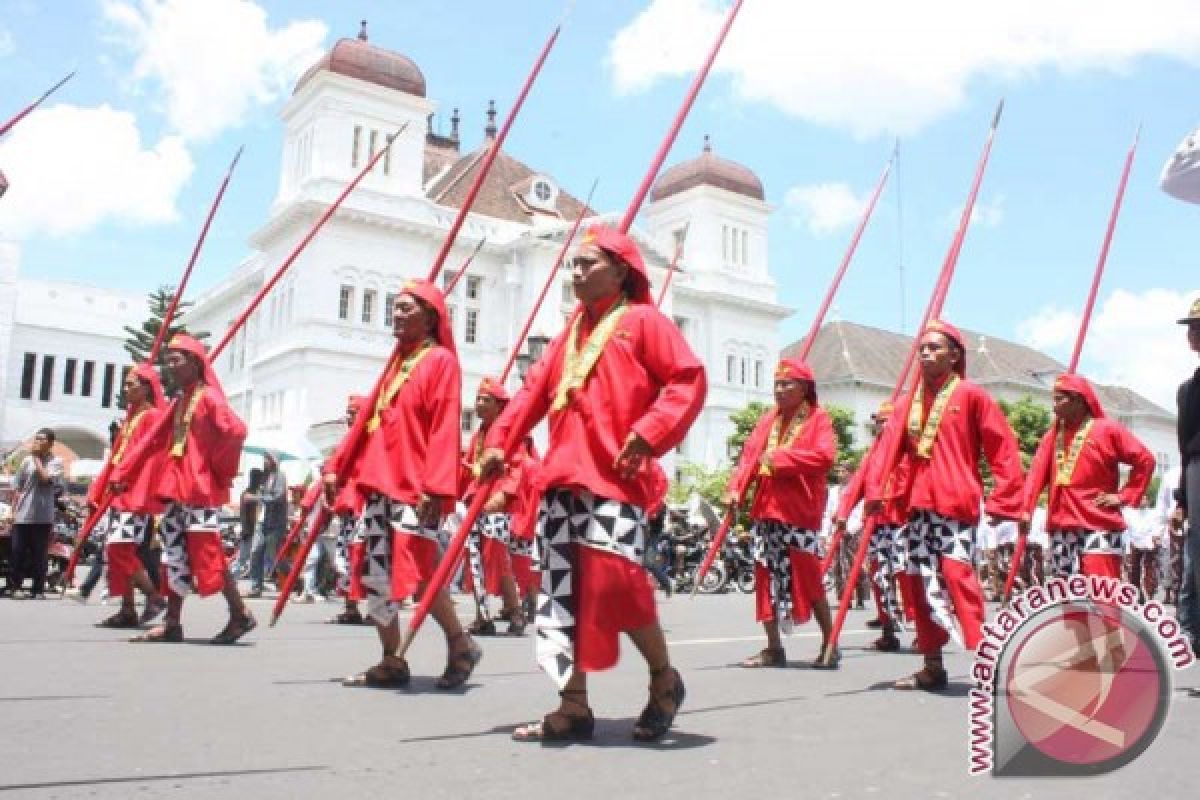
[247,468,264,492]
[35,428,55,444]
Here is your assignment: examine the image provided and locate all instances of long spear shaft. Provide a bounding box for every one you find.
[399,0,748,655]
[822,100,1005,663]
[498,180,597,384]
[425,24,562,283]
[1003,125,1140,603]
[149,147,245,362]
[64,148,245,588]
[0,72,75,138]
[443,238,488,296]
[655,222,689,308]
[692,150,895,594]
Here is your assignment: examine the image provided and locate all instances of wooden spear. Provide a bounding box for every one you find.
[0,72,75,138]
[821,100,1005,663]
[655,222,689,308]
[1002,124,1140,603]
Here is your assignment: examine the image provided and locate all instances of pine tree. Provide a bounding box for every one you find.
[122,285,208,397]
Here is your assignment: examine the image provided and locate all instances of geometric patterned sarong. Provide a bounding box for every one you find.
[1048,528,1126,578]
[159,503,220,598]
[352,494,437,626]
[536,488,647,689]
[903,510,975,647]
[102,509,152,546]
[869,523,907,631]
[750,520,820,634]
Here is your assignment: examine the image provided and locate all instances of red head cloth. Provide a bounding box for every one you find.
[401,278,456,355]
[1054,373,1106,419]
[477,376,510,403]
[873,400,894,420]
[129,363,165,409]
[774,357,818,402]
[167,333,226,398]
[923,319,967,376]
[580,223,651,304]
[347,394,366,411]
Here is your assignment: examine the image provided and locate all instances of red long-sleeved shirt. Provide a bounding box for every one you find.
[460,426,535,512]
[91,405,166,515]
[112,385,247,508]
[729,406,835,530]
[1023,417,1155,532]
[351,344,461,506]
[868,375,1024,525]
[488,296,706,511]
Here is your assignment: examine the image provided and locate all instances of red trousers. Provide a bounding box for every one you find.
[907,557,987,654]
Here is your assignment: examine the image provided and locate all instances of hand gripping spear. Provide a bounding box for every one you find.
[63,147,245,589]
[269,21,568,626]
[394,0,749,658]
[1001,124,1140,605]
[1,72,75,138]
[820,100,1005,665]
[691,148,894,595]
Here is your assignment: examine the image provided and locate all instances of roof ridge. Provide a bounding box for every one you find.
[430,145,493,204]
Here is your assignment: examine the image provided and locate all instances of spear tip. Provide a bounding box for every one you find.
[991,98,1006,129]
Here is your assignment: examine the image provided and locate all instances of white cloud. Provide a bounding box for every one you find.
[943,195,1005,230]
[0,27,14,57]
[0,104,193,238]
[608,0,1200,137]
[103,0,327,141]
[784,182,869,235]
[1017,288,1198,409]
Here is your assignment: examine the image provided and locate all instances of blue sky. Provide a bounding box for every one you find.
[1,0,1197,406]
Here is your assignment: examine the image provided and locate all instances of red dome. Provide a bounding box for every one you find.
[651,137,764,202]
[294,24,426,98]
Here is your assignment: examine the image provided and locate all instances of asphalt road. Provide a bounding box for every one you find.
[1,589,1197,799]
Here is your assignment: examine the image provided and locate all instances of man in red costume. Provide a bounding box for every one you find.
[867,320,1024,690]
[324,280,477,689]
[833,400,913,652]
[480,224,706,743]
[726,358,837,668]
[110,334,254,644]
[1021,374,1154,579]
[461,377,535,636]
[326,394,368,624]
[91,364,167,628]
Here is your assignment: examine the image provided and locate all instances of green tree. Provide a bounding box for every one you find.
[667,461,732,508]
[123,285,208,397]
[826,404,862,471]
[998,394,1053,469]
[726,401,769,462]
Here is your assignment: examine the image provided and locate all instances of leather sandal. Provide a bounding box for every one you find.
[467,618,497,636]
[342,660,411,688]
[811,647,841,669]
[96,609,140,629]
[139,597,167,625]
[871,634,901,652]
[210,612,257,645]
[893,664,948,691]
[131,623,183,643]
[506,609,528,637]
[512,689,594,742]
[739,647,786,668]
[632,666,686,742]
[436,633,482,690]
[327,607,365,625]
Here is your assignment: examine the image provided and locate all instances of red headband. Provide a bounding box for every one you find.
[580,224,651,304]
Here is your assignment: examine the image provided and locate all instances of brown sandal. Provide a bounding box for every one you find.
[210,612,257,645]
[327,607,365,625]
[506,609,528,636]
[130,623,183,643]
[871,634,901,652]
[632,666,686,742]
[512,689,595,742]
[342,660,411,688]
[96,609,140,629]
[893,664,948,691]
[467,617,497,636]
[436,633,482,690]
[740,647,786,668]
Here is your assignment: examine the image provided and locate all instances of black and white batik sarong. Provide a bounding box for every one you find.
[536,488,647,689]
[333,512,358,593]
[101,509,152,546]
[869,523,907,631]
[1048,529,1126,578]
[159,503,220,597]
[466,512,512,612]
[751,520,820,635]
[904,510,975,647]
[352,493,438,626]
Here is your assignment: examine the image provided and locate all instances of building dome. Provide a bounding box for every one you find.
[294,21,426,98]
[651,136,764,202]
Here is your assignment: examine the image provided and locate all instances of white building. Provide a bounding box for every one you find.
[0,240,145,461]
[792,320,1179,476]
[186,27,789,475]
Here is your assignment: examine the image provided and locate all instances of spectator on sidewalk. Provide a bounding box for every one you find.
[6,429,64,598]
[247,454,287,597]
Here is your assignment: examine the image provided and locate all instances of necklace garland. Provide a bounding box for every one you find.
[907,374,960,459]
[551,298,628,411]
[171,387,205,458]
[367,339,435,434]
[1055,417,1094,487]
[112,407,148,465]
[758,404,810,477]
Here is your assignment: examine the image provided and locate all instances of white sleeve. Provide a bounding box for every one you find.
[1161,126,1200,204]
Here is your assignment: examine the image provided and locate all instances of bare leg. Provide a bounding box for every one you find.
[219,571,249,618]
[761,619,783,651]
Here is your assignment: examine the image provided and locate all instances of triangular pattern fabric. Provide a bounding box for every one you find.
[904,510,975,648]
